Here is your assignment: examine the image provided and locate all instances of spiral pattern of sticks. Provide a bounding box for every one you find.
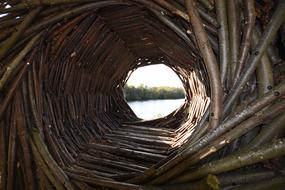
[0,0,285,189]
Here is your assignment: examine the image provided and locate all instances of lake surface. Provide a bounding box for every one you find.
[128,99,185,120]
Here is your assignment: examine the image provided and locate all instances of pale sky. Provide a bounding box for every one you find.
[127,64,183,88]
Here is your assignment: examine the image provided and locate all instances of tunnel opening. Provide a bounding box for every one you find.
[123,64,186,120]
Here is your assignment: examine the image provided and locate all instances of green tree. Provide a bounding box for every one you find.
[123,85,185,101]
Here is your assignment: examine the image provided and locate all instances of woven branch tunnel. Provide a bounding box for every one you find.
[0,0,285,189]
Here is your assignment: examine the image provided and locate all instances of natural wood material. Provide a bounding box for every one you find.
[0,0,284,189]
[172,139,285,183]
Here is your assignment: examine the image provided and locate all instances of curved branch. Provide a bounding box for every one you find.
[185,0,223,129]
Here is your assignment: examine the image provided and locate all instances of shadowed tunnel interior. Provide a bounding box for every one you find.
[0,0,285,189]
[37,4,209,179]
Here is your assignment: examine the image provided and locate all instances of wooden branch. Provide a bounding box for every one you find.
[0,7,41,61]
[0,33,41,91]
[185,0,223,129]
[172,138,285,183]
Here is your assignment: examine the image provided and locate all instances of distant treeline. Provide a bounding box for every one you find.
[123,85,185,101]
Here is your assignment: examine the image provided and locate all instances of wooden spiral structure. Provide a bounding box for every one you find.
[0,0,285,189]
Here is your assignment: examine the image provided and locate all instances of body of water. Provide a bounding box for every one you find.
[128,99,185,120]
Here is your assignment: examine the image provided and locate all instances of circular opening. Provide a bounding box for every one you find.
[123,64,186,120]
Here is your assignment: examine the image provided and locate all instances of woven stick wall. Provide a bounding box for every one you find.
[0,0,285,189]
